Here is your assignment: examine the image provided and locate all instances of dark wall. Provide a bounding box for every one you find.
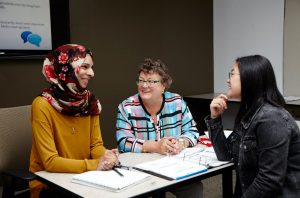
[0,0,213,148]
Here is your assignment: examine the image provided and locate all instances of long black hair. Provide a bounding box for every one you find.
[235,55,285,123]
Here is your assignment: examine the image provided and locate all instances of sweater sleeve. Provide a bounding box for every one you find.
[116,103,145,153]
[90,116,106,160]
[180,98,199,146]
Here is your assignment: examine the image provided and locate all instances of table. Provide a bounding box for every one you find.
[35,152,234,198]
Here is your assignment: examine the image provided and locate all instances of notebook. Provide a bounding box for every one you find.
[71,169,151,192]
[134,156,208,180]
[173,147,231,167]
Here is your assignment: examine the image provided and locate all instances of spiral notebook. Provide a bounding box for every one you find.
[71,169,151,192]
[134,156,208,180]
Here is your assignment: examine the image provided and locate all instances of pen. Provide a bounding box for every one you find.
[115,161,132,170]
[113,167,124,177]
[115,165,132,170]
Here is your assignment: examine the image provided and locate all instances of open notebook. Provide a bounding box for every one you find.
[173,147,231,167]
[134,156,208,180]
[71,169,151,192]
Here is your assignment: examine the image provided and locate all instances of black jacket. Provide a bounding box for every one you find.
[205,103,300,198]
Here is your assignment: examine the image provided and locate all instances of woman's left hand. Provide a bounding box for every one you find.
[97,149,119,170]
[158,137,182,155]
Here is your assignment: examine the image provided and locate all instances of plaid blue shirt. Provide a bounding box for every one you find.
[116,91,199,153]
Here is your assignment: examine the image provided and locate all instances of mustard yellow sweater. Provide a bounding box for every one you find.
[29,97,106,197]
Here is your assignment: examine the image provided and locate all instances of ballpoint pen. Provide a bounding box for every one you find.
[114,161,132,170]
[113,167,124,177]
[115,165,132,170]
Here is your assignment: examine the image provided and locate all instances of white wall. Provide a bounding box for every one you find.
[214,0,284,93]
[284,0,300,96]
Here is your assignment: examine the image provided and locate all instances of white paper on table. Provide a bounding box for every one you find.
[71,169,151,192]
[173,147,230,167]
[134,156,208,180]
[204,130,232,139]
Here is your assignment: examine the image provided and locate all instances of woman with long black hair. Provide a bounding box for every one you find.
[205,55,300,198]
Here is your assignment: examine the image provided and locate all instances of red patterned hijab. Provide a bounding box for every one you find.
[41,44,101,116]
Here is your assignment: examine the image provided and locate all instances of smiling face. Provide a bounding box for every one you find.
[227,63,241,100]
[76,54,94,89]
[138,71,166,103]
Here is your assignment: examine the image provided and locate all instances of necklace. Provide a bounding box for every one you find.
[151,115,160,127]
[64,117,77,135]
[151,115,157,122]
[71,127,76,135]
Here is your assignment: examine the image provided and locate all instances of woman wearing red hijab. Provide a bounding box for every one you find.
[29,44,118,197]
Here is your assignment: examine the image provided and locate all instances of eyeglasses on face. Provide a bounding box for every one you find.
[228,71,240,79]
[136,79,161,87]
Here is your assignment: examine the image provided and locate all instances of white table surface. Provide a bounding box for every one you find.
[35,152,234,198]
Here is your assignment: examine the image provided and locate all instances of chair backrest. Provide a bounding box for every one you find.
[0,105,32,186]
[296,120,300,130]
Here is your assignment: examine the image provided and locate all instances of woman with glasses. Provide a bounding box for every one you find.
[116,58,202,198]
[206,55,300,197]
[30,44,119,197]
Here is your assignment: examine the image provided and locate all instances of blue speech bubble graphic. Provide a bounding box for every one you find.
[21,31,32,43]
[27,34,42,47]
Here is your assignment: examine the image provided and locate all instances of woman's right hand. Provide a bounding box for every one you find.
[157,137,179,155]
[97,149,119,171]
[210,94,228,119]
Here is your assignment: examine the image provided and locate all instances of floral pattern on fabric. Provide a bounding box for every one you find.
[41,44,101,116]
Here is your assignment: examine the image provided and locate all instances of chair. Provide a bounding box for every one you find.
[296,120,300,130]
[0,105,36,198]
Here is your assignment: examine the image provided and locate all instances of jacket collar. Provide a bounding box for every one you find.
[241,103,264,129]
